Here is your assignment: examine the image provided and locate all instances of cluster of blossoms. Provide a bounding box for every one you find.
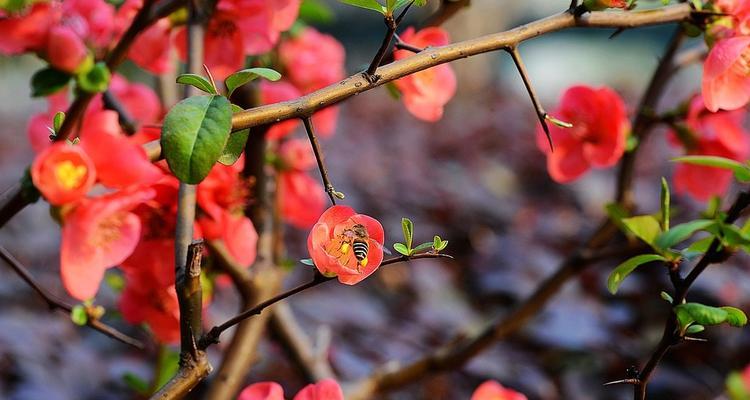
[532,0,750,202]
[238,378,527,400]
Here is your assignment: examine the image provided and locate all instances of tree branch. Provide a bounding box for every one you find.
[199,253,453,349]
[0,245,143,349]
[506,45,553,149]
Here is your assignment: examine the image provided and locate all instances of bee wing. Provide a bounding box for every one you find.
[370,240,391,255]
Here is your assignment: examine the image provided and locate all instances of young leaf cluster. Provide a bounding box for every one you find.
[393,218,448,256]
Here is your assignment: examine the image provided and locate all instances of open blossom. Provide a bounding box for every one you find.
[670,95,750,201]
[31,143,96,206]
[703,36,750,112]
[307,205,384,285]
[239,379,343,400]
[61,188,154,300]
[536,85,629,183]
[394,27,457,122]
[471,380,528,400]
[119,239,180,343]
[277,139,326,228]
[175,0,301,80]
[109,74,162,126]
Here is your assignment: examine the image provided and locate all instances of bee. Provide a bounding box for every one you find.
[326,224,371,272]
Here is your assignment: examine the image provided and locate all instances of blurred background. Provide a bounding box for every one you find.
[1,0,749,399]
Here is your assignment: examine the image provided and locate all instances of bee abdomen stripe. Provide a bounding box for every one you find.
[353,241,369,260]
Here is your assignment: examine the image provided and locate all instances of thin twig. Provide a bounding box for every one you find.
[199,253,453,348]
[507,45,553,150]
[302,117,337,205]
[0,245,144,349]
[394,33,424,53]
[365,1,416,81]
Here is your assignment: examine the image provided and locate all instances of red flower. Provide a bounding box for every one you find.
[535,85,629,183]
[307,206,384,285]
[583,0,628,11]
[0,2,54,55]
[46,25,89,73]
[670,95,750,201]
[393,27,457,122]
[175,0,301,80]
[238,382,284,400]
[277,139,325,228]
[61,188,155,300]
[115,0,174,74]
[109,74,162,126]
[31,143,96,206]
[703,36,750,112]
[471,380,528,400]
[120,239,180,343]
[293,379,344,400]
[238,379,343,400]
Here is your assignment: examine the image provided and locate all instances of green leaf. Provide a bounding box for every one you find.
[393,242,410,256]
[76,62,111,93]
[299,0,334,24]
[161,95,233,184]
[673,156,750,182]
[654,219,715,250]
[660,177,670,231]
[339,0,385,14]
[300,258,315,266]
[225,67,281,98]
[104,271,125,292]
[218,104,249,166]
[727,371,750,400]
[176,73,216,94]
[385,82,402,100]
[685,324,705,334]
[53,111,65,133]
[70,305,88,326]
[31,67,70,97]
[719,223,750,247]
[607,254,666,294]
[721,306,748,327]
[401,218,414,250]
[394,0,426,9]
[675,303,730,328]
[622,215,662,246]
[605,202,629,232]
[413,242,433,252]
[122,372,149,395]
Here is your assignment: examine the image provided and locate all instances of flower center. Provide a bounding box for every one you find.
[731,47,750,77]
[324,223,370,271]
[54,160,88,190]
[91,214,125,249]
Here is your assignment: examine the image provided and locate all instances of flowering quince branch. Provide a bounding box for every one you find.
[628,191,750,400]
[176,240,204,359]
[302,117,339,205]
[347,25,689,400]
[393,33,425,53]
[0,245,144,349]
[198,253,453,349]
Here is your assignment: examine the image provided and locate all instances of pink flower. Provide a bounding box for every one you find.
[277,140,325,228]
[307,205,385,285]
[239,379,343,400]
[114,0,174,74]
[471,380,528,400]
[31,143,96,206]
[293,379,344,400]
[109,74,163,126]
[393,27,457,122]
[61,188,154,300]
[0,2,55,55]
[279,27,345,92]
[78,109,164,189]
[703,36,750,112]
[46,25,89,73]
[120,239,180,343]
[238,382,284,400]
[670,95,750,201]
[175,0,301,80]
[535,85,629,183]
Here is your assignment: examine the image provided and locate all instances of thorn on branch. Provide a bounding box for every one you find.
[506,46,555,151]
[394,33,424,53]
[603,378,640,386]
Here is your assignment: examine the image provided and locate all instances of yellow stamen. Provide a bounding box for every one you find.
[340,242,350,254]
[54,161,87,190]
